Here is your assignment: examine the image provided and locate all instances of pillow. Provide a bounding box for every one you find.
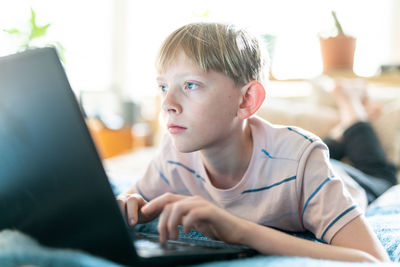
[256,99,339,138]
[371,100,400,168]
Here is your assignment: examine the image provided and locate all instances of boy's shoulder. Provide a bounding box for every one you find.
[250,116,326,161]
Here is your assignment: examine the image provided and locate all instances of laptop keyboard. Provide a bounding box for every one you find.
[134,232,250,257]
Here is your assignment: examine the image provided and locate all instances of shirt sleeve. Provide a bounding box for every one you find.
[297,140,363,243]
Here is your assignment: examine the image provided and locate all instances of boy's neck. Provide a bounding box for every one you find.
[200,121,253,190]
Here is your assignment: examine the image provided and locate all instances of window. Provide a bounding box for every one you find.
[0,0,113,93]
[1,0,397,100]
[124,0,397,101]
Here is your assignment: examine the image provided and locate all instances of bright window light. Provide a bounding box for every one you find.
[0,0,397,99]
[0,0,113,93]
[125,0,396,100]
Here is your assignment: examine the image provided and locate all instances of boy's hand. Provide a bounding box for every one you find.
[141,193,248,244]
[116,193,158,226]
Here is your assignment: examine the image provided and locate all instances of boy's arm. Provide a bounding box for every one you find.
[242,214,389,262]
[330,215,390,261]
[141,193,389,263]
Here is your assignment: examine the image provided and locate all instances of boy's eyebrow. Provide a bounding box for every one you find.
[156,77,165,83]
[157,72,208,82]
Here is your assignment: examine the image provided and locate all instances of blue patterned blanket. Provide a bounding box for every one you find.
[1,185,400,267]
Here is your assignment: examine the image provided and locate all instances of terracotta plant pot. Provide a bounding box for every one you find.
[319,34,356,73]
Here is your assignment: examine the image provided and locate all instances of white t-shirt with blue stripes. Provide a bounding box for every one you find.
[135,116,362,243]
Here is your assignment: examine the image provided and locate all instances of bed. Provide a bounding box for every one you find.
[0,179,399,267]
[1,80,399,266]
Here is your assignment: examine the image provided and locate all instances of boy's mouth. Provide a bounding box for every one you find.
[167,123,187,134]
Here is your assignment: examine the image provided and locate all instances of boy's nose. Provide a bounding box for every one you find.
[162,92,182,114]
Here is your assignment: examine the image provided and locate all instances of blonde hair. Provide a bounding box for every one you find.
[156,22,269,86]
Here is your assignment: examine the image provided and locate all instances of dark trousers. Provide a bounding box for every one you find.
[324,122,398,203]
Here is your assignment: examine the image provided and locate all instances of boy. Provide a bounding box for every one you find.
[117,22,389,262]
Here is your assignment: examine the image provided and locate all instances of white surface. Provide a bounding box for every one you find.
[103,147,156,191]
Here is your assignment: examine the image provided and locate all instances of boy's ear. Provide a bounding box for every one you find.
[238,81,266,119]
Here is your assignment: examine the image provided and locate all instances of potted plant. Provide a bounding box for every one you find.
[3,7,65,62]
[319,11,356,74]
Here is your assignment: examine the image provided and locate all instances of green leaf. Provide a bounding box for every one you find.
[5,6,64,61]
[3,28,21,35]
[331,11,344,35]
[29,23,50,40]
[28,7,51,40]
[29,7,37,28]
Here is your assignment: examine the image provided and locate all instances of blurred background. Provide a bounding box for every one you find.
[1,0,399,160]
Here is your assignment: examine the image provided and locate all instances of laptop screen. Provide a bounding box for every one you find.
[0,48,136,265]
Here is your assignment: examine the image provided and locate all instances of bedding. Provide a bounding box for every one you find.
[0,185,400,266]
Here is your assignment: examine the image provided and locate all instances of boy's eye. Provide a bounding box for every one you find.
[185,82,199,90]
[160,85,167,93]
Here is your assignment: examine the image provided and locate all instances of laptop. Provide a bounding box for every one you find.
[0,47,257,266]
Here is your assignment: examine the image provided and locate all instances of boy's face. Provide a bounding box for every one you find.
[157,50,244,153]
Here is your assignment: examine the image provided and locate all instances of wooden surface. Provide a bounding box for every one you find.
[87,119,134,159]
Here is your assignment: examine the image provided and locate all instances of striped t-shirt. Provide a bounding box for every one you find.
[135,116,362,243]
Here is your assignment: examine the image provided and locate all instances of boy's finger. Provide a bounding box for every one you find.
[158,204,172,243]
[167,202,191,240]
[141,193,185,216]
[126,196,142,226]
[182,210,196,234]
[170,200,204,235]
